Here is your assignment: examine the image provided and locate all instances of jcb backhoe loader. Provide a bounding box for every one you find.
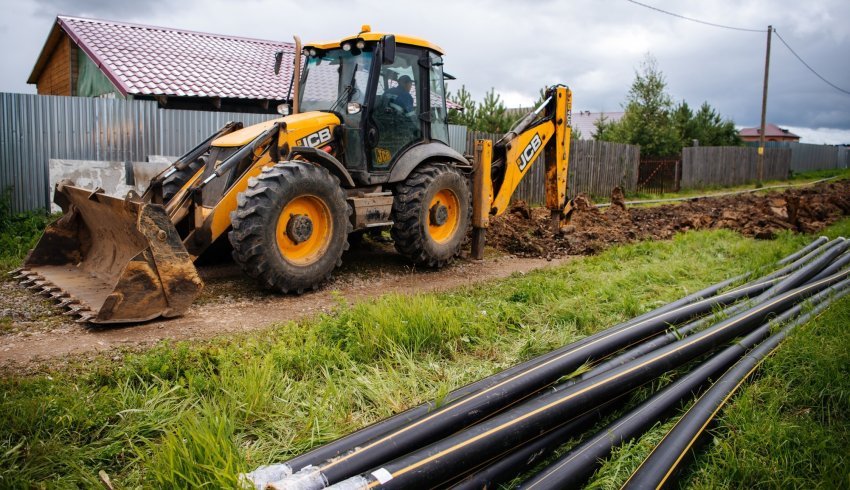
[14,26,572,324]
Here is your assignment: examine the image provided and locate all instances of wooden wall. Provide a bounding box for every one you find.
[36,35,76,96]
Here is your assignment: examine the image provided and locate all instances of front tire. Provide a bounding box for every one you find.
[391,163,471,267]
[229,162,351,293]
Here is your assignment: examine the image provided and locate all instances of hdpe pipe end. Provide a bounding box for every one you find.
[267,465,328,490]
[325,476,370,490]
[240,464,294,489]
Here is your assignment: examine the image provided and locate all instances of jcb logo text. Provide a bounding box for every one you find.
[297,127,332,148]
[516,133,542,171]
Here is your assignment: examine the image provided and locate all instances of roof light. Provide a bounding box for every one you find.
[361,24,371,33]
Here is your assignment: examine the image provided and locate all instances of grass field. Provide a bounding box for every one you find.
[1,191,849,488]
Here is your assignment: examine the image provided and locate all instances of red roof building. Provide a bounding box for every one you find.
[28,16,296,113]
[738,123,801,143]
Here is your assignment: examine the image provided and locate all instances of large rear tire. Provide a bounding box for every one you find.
[229,162,351,293]
[391,163,471,267]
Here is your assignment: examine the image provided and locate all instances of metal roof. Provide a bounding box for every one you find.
[738,123,800,139]
[29,16,295,100]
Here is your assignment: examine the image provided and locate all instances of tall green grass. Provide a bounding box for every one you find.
[0,188,55,273]
[2,222,849,488]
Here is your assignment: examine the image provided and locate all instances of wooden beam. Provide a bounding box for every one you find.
[153,95,168,107]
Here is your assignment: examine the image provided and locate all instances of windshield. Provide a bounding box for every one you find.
[299,48,372,115]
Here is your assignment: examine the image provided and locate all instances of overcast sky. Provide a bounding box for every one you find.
[2,0,848,143]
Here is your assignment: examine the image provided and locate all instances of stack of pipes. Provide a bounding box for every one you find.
[242,236,848,490]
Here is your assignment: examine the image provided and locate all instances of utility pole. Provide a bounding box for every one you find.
[757,25,772,187]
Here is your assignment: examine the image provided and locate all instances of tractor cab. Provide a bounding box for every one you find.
[299,26,451,184]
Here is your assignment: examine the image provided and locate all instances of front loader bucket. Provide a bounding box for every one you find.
[16,183,203,324]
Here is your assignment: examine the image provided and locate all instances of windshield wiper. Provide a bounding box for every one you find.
[329,63,358,113]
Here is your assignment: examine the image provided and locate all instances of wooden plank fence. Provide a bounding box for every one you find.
[466,131,639,204]
[681,146,791,189]
[747,141,844,173]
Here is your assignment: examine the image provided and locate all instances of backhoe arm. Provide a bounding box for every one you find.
[471,85,572,259]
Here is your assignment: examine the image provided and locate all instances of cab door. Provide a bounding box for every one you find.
[367,47,424,171]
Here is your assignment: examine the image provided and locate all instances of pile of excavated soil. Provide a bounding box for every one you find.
[487,180,850,259]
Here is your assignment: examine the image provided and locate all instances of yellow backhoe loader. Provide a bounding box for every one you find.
[14,26,572,324]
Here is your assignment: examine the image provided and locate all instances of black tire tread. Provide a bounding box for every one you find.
[229,162,351,294]
[391,163,471,268]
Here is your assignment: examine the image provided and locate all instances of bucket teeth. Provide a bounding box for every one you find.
[50,291,70,300]
[27,281,50,291]
[63,305,90,317]
[9,267,23,276]
[75,313,95,324]
[58,298,80,308]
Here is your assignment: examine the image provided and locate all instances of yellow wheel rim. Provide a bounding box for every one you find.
[428,189,461,244]
[275,195,333,266]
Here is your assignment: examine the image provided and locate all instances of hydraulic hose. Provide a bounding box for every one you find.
[622,285,850,490]
[325,269,850,490]
[516,278,850,490]
[245,270,769,487]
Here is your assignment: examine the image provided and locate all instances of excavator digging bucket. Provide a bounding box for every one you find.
[17,183,203,324]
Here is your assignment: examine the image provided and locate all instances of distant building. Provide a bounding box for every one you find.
[738,123,801,143]
[571,111,624,140]
[28,16,295,114]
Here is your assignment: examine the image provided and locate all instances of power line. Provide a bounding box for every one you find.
[625,0,765,33]
[774,29,850,96]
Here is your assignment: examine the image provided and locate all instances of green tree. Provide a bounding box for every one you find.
[691,102,742,146]
[475,88,512,133]
[597,54,679,156]
[447,85,476,127]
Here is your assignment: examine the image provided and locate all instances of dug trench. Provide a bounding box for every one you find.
[1,179,849,371]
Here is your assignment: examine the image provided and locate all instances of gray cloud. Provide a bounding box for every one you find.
[3,0,849,141]
[31,0,183,19]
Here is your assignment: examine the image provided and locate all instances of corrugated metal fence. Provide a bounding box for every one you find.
[681,146,791,188]
[465,130,639,204]
[1,92,275,211]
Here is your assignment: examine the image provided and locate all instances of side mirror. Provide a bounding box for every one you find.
[274,51,283,75]
[276,103,291,116]
[381,35,396,65]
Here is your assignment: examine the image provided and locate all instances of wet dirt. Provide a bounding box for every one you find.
[487,180,850,258]
[0,240,571,372]
[3,180,849,373]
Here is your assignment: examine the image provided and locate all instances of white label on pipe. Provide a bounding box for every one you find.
[371,468,393,484]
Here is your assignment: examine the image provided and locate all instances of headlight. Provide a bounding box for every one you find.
[341,43,351,52]
[309,48,318,56]
[277,104,291,116]
[356,40,365,49]
[347,102,362,114]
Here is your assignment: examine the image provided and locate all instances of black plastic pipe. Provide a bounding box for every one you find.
[244,242,825,488]
[247,273,772,487]
[775,236,828,265]
[325,269,849,490]
[810,250,850,282]
[264,278,779,489]
[758,237,841,282]
[444,396,626,490]
[622,285,850,490]
[517,279,850,490]
[561,240,848,388]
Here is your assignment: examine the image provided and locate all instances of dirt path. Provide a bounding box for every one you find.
[0,244,570,369]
